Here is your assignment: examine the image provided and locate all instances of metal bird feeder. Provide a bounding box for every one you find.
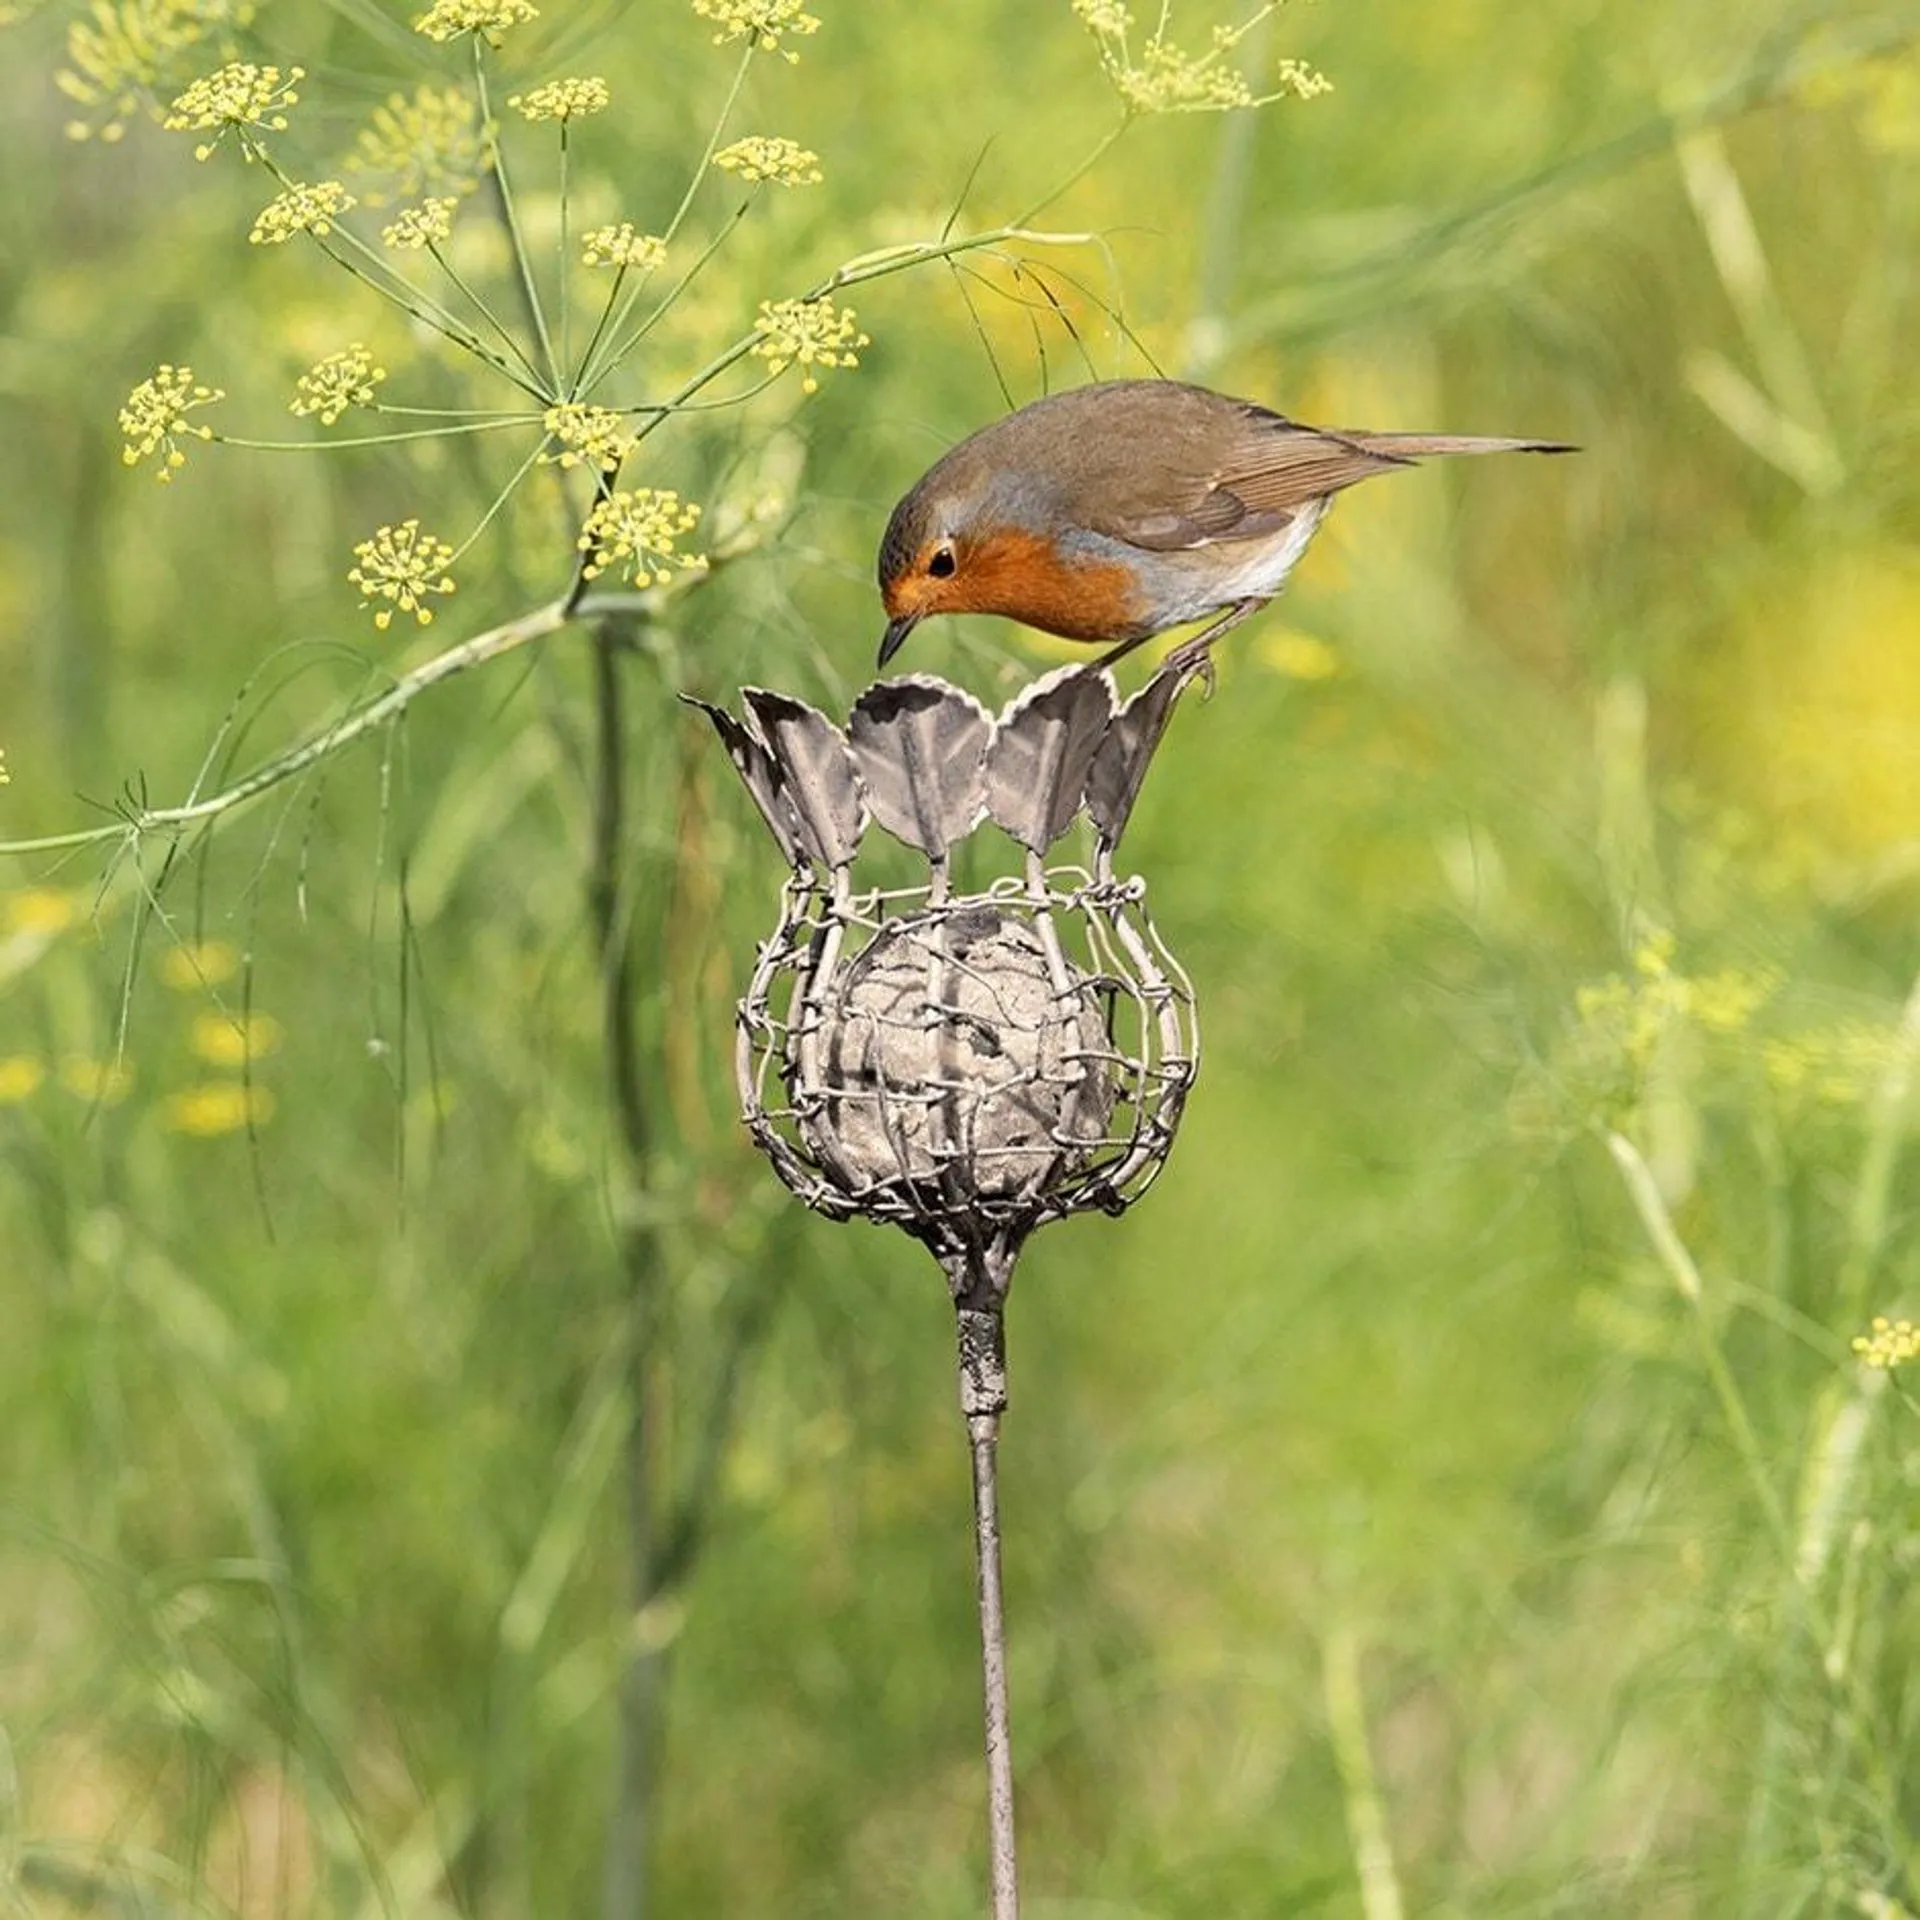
[690,657,1201,1917]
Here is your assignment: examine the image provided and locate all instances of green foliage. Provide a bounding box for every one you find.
[3,0,1920,1914]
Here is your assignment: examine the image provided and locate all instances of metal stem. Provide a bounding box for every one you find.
[957,1305,1018,1919]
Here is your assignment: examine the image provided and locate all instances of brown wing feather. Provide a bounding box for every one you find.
[1080,417,1413,553]
[975,384,1569,556]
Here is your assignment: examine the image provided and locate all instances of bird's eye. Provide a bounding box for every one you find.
[927,545,957,579]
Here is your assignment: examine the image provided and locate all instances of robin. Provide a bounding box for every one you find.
[876,378,1573,676]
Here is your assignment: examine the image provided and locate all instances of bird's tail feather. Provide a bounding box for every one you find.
[1345,432,1577,459]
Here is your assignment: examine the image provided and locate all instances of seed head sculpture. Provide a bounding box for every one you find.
[690,657,1201,1918]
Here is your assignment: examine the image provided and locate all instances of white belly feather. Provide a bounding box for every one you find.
[1147,495,1331,627]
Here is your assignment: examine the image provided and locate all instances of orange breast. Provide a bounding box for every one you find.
[955,527,1146,644]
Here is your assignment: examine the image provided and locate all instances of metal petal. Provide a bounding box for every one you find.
[680,694,809,867]
[742,688,867,869]
[1085,659,1192,850]
[984,665,1117,854]
[847,676,993,858]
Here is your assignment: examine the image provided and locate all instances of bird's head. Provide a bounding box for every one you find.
[875,478,980,668]
[874,445,1132,664]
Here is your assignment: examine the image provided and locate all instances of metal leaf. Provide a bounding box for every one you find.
[680,694,808,867]
[1085,660,1192,850]
[742,688,867,869]
[847,676,992,858]
[983,665,1117,854]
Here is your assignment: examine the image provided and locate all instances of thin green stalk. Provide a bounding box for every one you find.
[318,217,546,393]
[580,204,749,397]
[585,47,753,377]
[217,419,535,453]
[574,256,638,394]
[1603,1129,1905,1867]
[424,239,553,392]
[0,601,570,858]
[447,436,553,564]
[1837,968,1920,1324]
[374,405,544,420]
[599,224,1094,457]
[474,39,559,388]
[1018,117,1129,226]
[1322,1624,1406,1920]
[246,139,545,398]
[559,124,572,382]
[1606,1129,1794,1552]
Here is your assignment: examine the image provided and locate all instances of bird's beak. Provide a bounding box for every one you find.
[876,613,921,670]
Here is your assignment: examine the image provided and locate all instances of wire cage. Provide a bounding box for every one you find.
[691,660,1200,1295]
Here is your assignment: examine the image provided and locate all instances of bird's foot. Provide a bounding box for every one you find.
[1165,637,1218,698]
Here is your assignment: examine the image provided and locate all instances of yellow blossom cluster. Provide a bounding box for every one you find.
[412,0,535,43]
[6,889,79,936]
[509,76,610,122]
[344,83,482,204]
[750,297,868,392]
[715,135,822,186]
[1071,1,1329,115]
[577,489,706,586]
[193,1011,283,1065]
[539,403,633,473]
[1798,44,1920,158]
[57,0,259,143]
[160,939,241,989]
[0,1058,43,1104]
[581,223,666,271]
[249,178,354,244]
[164,60,301,157]
[1852,1316,1920,1369]
[1762,1024,1899,1107]
[62,1057,135,1106]
[0,747,8,786]
[0,1050,136,1108]
[291,345,386,424]
[692,0,820,61]
[1574,931,1779,1069]
[382,197,457,251]
[165,1083,276,1135]
[348,520,457,629]
[119,364,223,480]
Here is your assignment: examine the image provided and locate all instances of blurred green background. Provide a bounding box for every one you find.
[4,0,1920,1913]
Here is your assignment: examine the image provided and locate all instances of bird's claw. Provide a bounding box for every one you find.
[1166,642,1217,699]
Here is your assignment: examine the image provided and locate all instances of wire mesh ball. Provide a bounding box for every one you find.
[806,900,1116,1205]
[738,864,1192,1262]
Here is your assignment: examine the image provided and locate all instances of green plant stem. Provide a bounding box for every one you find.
[475,40,560,389]
[217,420,534,453]
[1837,967,1920,1324]
[575,257,642,395]
[581,204,750,398]
[448,435,552,564]
[0,600,570,858]
[424,239,553,392]
[1603,1128,1905,1867]
[607,225,1095,463]
[319,221,547,396]
[559,125,573,381]
[586,614,662,1920]
[1322,1624,1407,1920]
[1016,116,1129,226]
[584,47,754,383]
[1606,1130,1794,1550]
[245,139,546,399]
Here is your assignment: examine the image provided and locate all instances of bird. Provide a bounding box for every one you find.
[876,378,1573,678]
